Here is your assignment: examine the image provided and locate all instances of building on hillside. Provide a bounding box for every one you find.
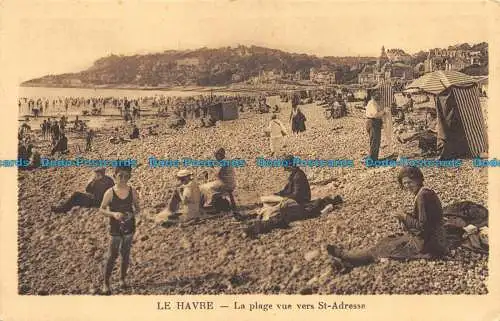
[310,67,336,84]
[176,58,200,67]
[386,49,412,64]
[376,46,389,71]
[358,46,413,85]
[382,62,414,81]
[313,71,336,84]
[70,79,82,86]
[231,74,243,82]
[254,70,281,84]
[470,51,482,65]
[293,71,303,81]
[358,64,380,86]
[63,78,83,86]
[424,48,481,73]
[235,45,251,57]
[414,62,426,77]
[358,64,381,85]
[350,63,363,72]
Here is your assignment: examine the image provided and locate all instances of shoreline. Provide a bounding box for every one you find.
[19,83,348,94]
[20,83,227,92]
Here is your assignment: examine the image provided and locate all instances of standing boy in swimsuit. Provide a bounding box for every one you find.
[99,166,140,294]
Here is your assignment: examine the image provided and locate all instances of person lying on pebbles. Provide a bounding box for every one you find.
[244,154,311,235]
[244,155,342,236]
[99,165,140,295]
[327,166,449,272]
[51,167,115,213]
[110,128,130,144]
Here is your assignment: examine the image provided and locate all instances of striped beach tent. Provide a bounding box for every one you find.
[368,80,396,155]
[435,84,487,159]
[406,70,475,95]
[406,71,487,159]
[378,81,395,154]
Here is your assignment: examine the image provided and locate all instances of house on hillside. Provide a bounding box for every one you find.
[63,78,82,86]
[358,64,380,85]
[424,48,480,73]
[414,62,426,77]
[382,62,414,81]
[176,58,200,67]
[310,67,337,84]
[231,73,243,82]
[310,69,336,85]
[293,71,303,81]
[358,46,388,85]
[358,46,414,85]
[470,51,482,65]
[386,49,412,64]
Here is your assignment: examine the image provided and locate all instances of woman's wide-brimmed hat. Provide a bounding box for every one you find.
[176,169,193,178]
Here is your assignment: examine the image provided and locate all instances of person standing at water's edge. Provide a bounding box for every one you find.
[365,90,385,161]
[267,114,288,156]
[99,166,140,294]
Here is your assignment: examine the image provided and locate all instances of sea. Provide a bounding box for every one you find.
[18,86,207,99]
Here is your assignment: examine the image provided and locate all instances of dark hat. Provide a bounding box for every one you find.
[397,166,424,188]
[215,147,226,158]
[283,154,296,167]
[94,167,106,174]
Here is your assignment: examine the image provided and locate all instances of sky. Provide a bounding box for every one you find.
[0,0,493,82]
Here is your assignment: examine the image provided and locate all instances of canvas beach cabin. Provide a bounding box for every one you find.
[405,70,488,160]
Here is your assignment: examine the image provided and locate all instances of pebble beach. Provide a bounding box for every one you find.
[17,95,488,295]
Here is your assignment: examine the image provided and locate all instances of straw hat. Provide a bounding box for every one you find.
[176,169,193,178]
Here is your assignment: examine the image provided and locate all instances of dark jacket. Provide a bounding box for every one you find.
[130,127,140,139]
[51,136,68,155]
[291,110,306,133]
[277,168,311,204]
[401,187,448,256]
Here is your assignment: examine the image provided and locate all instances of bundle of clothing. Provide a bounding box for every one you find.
[442,201,488,254]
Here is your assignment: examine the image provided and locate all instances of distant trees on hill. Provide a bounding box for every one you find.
[22,43,488,87]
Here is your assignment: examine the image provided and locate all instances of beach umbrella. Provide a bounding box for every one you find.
[405,70,475,95]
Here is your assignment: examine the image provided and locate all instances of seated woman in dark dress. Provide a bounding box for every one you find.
[327,166,449,268]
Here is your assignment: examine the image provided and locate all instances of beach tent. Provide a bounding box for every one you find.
[474,76,488,96]
[208,101,239,121]
[368,81,395,155]
[406,70,487,159]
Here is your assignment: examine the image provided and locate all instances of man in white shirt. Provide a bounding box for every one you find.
[155,170,202,225]
[365,91,385,161]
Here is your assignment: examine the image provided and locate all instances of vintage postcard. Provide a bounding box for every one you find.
[0,0,499,320]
